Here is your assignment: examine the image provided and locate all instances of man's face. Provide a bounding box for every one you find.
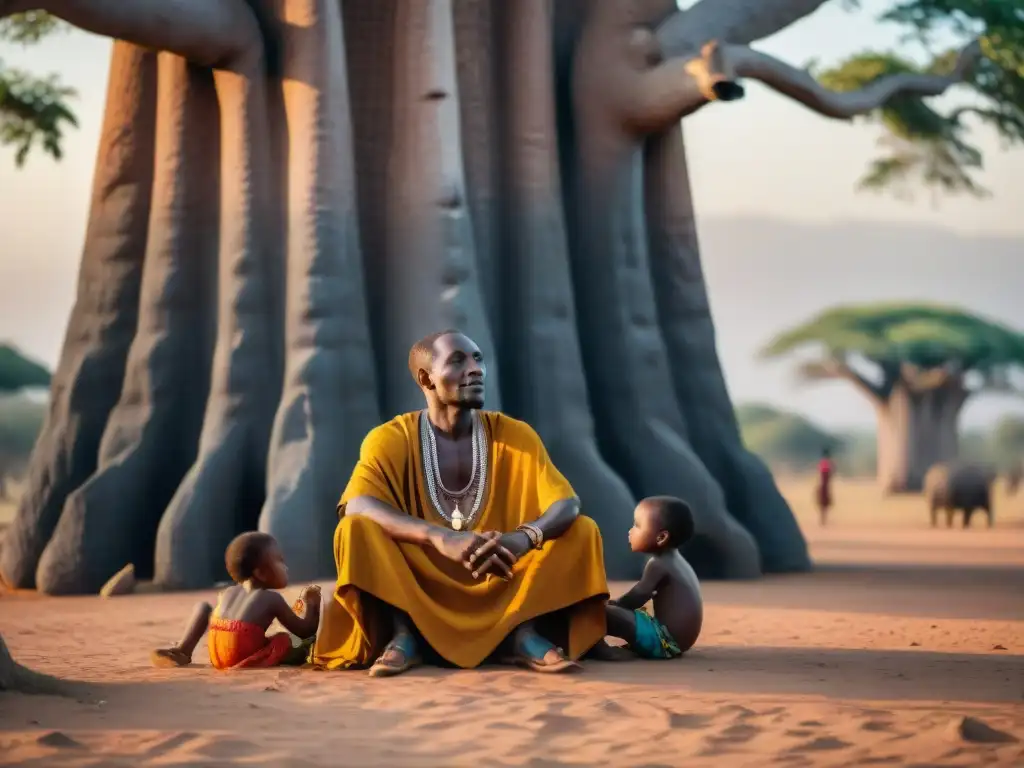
[425,333,486,409]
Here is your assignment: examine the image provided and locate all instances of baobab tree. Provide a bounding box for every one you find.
[0,0,1019,594]
[762,304,1024,493]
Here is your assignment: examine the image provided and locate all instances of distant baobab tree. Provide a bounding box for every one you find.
[762,304,1024,493]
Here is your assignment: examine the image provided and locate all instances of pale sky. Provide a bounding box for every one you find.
[1,0,1022,431]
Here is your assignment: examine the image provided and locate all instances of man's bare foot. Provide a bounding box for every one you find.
[587,638,636,662]
[368,632,421,678]
[150,647,192,668]
[507,626,581,674]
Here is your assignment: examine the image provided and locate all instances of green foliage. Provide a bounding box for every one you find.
[736,402,845,472]
[762,302,1024,376]
[0,395,44,469]
[0,345,51,393]
[0,11,62,43]
[823,0,1024,197]
[0,12,77,167]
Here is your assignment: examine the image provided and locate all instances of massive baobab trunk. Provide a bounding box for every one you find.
[0,43,159,590]
[21,0,987,591]
[875,380,966,494]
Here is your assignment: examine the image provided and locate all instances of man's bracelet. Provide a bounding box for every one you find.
[516,523,544,549]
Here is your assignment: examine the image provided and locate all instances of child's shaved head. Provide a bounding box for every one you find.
[225,532,278,584]
[643,496,694,548]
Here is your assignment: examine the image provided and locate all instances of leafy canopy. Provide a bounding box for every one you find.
[761,302,1024,375]
[819,0,1024,198]
[0,12,77,166]
[0,344,51,392]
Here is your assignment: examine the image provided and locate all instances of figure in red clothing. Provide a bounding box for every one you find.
[816,447,834,526]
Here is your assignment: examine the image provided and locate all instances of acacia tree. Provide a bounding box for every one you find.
[762,304,1024,493]
[0,0,1020,594]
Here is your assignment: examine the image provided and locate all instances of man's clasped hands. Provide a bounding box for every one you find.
[429,528,535,581]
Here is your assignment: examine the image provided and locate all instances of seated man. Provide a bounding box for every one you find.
[311,330,610,676]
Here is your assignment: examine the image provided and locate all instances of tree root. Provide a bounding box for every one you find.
[259,0,382,580]
[567,1,763,578]
[154,39,277,589]
[155,423,262,589]
[496,0,640,580]
[642,124,809,573]
[721,450,810,572]
[0,633,88,698]
[618,421,761,578]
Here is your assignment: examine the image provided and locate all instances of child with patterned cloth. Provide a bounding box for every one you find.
[151,532,321,669]
[605,496,703,659]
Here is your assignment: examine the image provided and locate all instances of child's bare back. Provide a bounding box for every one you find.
[647,548,703,652]
[603,496,703,659]
[216,583,293,628]
[151,532,321,670]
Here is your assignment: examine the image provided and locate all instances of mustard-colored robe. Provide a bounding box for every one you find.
[311,411,609,669]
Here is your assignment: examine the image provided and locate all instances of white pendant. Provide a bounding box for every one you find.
[451,504,464,531]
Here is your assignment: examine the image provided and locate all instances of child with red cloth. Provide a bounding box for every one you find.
[152,532,321,669]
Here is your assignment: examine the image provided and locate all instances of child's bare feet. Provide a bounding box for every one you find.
[150,646,192,668]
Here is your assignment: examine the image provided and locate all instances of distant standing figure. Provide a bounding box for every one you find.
[816,448,834,525]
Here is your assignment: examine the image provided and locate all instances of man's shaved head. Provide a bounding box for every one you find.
[408,329,461,384]
[408,330,486,409]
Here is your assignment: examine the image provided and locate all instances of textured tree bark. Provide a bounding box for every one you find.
[153,33,278,589]
[497,0,640,579]
[259,0,381,580]
[643,126,810,572]
[340,0,397,406]
[453,0,503,335]
[0,43,157,590]
[377,0,502,419]
[17,0,264,72]
[34,55,219,593]
[566,1,760,578]
[7,0,839,592]
[876,384,965,494]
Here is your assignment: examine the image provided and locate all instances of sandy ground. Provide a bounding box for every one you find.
[1,476,1023,767]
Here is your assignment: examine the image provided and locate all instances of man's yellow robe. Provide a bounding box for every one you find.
[311,411,609,669]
